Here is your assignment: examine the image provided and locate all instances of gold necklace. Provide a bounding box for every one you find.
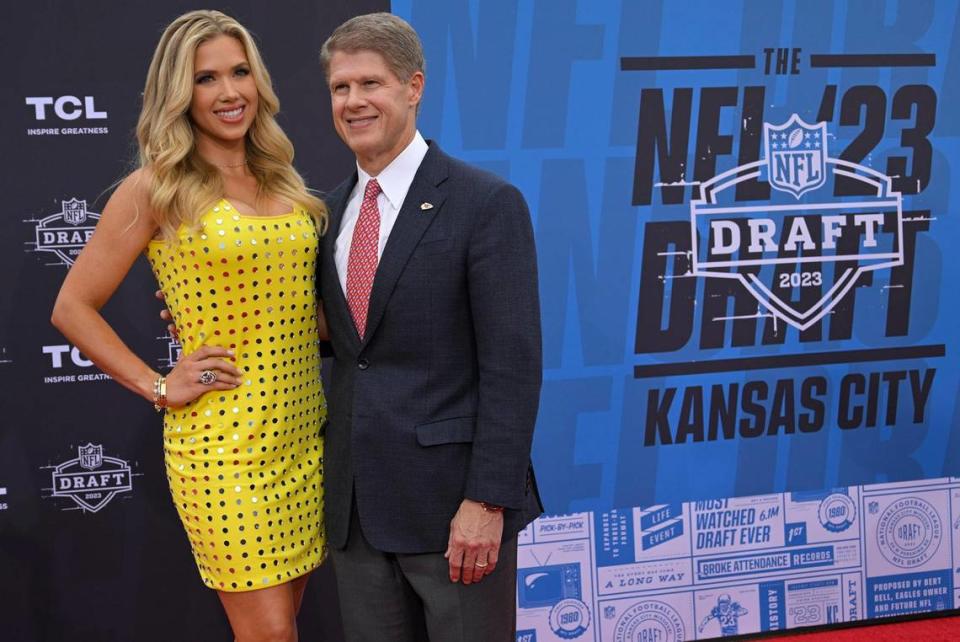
[212,160,247,169]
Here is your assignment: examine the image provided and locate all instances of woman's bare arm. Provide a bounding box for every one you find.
[51,170,241,406]
[52,170,163,400]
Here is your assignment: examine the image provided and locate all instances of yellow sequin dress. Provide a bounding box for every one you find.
[146,199,325,592]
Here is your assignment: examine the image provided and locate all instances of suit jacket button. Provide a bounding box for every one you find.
[357,358,369,370]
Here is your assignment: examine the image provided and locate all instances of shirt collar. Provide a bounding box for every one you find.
[355,131,429,211]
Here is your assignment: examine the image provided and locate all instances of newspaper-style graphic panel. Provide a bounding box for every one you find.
[597,591,695,642]
[518,482,956,640]
[691,495,784,556]
[691,575,859,638]
[952,487,960,612]
[694,583,762,637]
[595,505,693,596]
[692,493,861,585]
[862,485,954,618]
[784,488,861,546]
[517,514,597,641]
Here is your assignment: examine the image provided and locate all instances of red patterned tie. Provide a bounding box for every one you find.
[345,178,382,338]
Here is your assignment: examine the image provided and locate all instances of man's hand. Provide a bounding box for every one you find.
[155,289,178,339]
[444,499,504,584]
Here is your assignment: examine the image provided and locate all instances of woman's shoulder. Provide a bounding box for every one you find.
[99,167,161,236]
[108,167,152,205]
[119,166,155,196]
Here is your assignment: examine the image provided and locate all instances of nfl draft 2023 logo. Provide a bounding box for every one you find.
[24,198,99,267]
[691,115,903,331]
[42,443,134,513]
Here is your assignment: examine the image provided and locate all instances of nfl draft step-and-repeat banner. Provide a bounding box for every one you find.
[0,2,384,641]
[2,1,959,641]
[395,0,960,639]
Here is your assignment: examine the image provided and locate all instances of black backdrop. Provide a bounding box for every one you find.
[0,2,384,640]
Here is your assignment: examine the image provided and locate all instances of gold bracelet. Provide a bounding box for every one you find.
[480,501,505,513]
[153,375,167,412]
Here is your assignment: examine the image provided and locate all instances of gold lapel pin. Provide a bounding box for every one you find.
[420,202,433,211]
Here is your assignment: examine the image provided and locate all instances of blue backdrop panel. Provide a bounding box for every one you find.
[393,0,960,639]
[395,0,960,512]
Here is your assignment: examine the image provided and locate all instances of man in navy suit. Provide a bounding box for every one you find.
[318,12,542,641]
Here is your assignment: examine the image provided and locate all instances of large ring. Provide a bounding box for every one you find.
[199,370,217,385]
[474,560,489,568]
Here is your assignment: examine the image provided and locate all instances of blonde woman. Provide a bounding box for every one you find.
[52,10,327,641]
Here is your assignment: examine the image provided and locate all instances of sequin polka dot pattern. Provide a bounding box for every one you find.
[146,199,326,592]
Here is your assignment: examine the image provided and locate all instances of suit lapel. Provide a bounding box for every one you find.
[361,145,448,348]
[321,173,362,346]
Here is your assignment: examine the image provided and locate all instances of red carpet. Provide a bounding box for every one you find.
[758,613,960,640]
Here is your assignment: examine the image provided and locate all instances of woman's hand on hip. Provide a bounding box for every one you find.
[165,345,242,407]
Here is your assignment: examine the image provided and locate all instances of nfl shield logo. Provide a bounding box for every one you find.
[604,606,616,620]
[61,198,88,226]
[691,113,903,332]
[78,443,103,470]
[763,115,827,199]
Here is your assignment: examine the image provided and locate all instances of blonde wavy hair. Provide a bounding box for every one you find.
[137,10,327,239]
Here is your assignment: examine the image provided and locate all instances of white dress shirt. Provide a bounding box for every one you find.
[334,131,430,294]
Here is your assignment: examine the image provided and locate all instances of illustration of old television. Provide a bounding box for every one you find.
[517,563,582,609]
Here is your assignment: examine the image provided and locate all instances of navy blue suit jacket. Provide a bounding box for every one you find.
[318,142,543,553]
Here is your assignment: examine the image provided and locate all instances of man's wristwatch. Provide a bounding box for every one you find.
[479,501,505,513]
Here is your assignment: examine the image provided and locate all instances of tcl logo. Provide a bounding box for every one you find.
[43,344,93,369]
[25,96,107,121]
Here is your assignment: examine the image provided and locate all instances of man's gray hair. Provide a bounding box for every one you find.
[320,12,425,82]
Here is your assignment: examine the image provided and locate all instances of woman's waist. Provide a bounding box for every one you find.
[176,320,322,355]
[171,355,324,393]
[163,380,326,422]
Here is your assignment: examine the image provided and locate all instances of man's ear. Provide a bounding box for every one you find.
[408,71,425,107]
